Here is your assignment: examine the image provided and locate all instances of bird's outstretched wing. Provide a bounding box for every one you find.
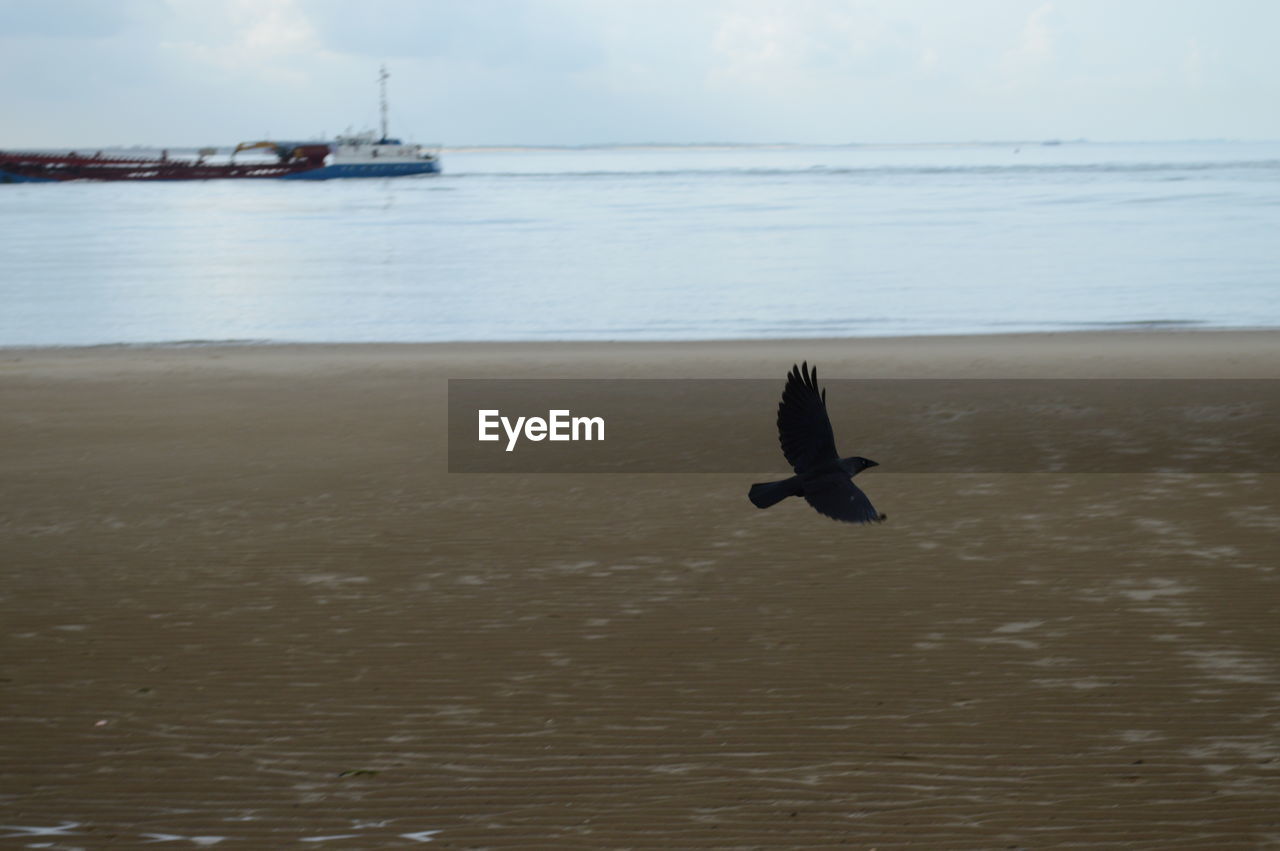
[777,361,840,473]
[802,475,884,524]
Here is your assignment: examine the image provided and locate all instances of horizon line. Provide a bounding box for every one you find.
[7,137,1279,154]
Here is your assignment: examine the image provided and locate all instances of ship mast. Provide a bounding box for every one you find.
[378,65,390,142]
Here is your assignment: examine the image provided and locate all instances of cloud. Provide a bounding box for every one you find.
[3,0,1280,146]
[156,0,324,82]
[998,2,1055,89]
[304,0,605,71]
[1184,39,1205,93]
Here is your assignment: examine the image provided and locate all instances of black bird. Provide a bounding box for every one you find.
[749,362,886,524]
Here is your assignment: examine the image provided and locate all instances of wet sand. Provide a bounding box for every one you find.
[2,332,1278,848]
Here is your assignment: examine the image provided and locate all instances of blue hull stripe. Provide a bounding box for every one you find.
[281,162,441,180]
[1,163,440,183]
[0,169,58,183]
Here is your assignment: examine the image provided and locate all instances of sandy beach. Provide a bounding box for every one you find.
[2,331,1278,849]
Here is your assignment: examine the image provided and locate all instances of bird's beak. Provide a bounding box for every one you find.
[867,460,879,468]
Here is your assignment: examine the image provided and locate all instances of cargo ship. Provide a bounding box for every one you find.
[0,67,440,183]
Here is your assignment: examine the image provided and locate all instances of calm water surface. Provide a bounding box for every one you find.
[1,142,1277,345]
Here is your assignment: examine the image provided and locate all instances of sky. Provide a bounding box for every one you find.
[4,0,1279,147]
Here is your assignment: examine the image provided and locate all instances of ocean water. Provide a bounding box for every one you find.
[1,141,1277,346]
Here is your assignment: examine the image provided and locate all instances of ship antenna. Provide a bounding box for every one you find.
[378,64,390,142]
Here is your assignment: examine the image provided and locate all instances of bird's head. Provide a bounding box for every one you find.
[842,456,879,476]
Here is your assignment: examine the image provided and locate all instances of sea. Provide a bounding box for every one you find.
[1,141,1277,346]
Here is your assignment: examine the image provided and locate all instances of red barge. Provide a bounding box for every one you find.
[0,136,440,182]
[0,144,336,182]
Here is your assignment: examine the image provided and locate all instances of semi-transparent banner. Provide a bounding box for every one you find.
[448,379,1278,474]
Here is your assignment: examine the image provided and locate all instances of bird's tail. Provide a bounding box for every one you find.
[748,476,802,509]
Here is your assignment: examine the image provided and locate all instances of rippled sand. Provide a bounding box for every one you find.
[3,333,1278,848]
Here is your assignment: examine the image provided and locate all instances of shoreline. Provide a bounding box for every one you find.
[3,324,1278,352]
[4,329,1276,382]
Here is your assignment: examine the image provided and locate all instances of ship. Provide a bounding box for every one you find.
[0,67,440,183]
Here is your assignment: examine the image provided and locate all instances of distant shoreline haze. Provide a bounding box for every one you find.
[10,138,1278,154]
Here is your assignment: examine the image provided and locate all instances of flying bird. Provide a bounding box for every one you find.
[748,362,886,524]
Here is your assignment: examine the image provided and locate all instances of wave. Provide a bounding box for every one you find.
[519,317,1223,341]
[446,160,1280,181]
